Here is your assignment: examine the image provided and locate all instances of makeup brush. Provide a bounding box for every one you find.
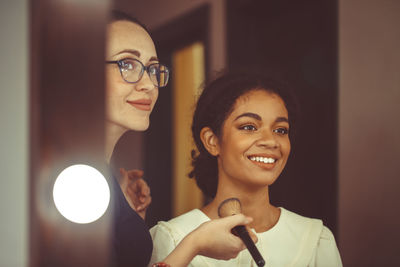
[218,198,265,267]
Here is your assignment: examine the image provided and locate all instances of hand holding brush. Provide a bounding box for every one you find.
[218,197,266,267]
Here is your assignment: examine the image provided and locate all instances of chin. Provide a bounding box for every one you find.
[127,120,150,131]
[250,175,279,187]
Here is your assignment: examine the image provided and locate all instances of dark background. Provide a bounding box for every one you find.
[141,0,338,235]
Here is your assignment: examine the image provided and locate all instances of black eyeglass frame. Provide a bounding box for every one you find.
[105,58,170,88]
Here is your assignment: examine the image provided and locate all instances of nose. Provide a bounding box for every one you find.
[135,70,156,92]
[256,129,279,149]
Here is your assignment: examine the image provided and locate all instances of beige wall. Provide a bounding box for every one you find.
[0,0,29,266]
[338,0,400,265]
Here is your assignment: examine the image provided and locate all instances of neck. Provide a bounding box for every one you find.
[202,182,280,232]
[105,121,127,164]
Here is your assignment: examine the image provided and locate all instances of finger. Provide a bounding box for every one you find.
[133,179,150,203]
[137,179,150,195]
[137,194,152,209]
[118,168,129,187]
[233,237,247,252]
[221,214,253,228]
[126,169,144,180]
[137,209,146,220]
[224,235,247,255]
[143,195,152,208]
[119,168,127,180]
[136,196,151,212]
[119,168,127,176]
[246,227,258,244]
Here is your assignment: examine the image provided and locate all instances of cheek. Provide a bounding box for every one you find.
[151,89,159,107]
[106,67,119,89]
[105,86,120,109]
[106,79,119,104]
[107,80,132,103]
[106,67,131,95]
[105,85,129,118]
[220,134,247,159]
[283,140,291,158]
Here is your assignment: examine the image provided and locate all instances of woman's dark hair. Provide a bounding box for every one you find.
[189,71,298,199]
[110,10,152,38]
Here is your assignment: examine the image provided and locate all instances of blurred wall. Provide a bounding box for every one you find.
[115,0,227,74]
[338,0,400,265]
[0,0,29,266]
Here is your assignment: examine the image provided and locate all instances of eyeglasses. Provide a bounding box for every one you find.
[106,58,170,88]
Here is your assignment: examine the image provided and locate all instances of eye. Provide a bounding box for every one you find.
[148,64,159,75]
[239,124,257,131]
[120,59,140,71]
[273,127,289,135]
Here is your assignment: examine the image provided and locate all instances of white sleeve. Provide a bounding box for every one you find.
[148,222,180,267]
[309,226,343,267]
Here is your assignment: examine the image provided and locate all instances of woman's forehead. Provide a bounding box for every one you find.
[231,90,287,116]
[106,20,156,60]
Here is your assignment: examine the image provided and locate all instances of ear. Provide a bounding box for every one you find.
[200,127,220,156]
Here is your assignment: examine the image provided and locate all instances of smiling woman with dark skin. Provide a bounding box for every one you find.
[106,11,258,267]
[150,72,343,266]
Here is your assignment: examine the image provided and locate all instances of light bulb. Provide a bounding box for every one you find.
[53,164,110,224]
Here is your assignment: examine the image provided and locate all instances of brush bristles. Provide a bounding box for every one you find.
[218,198,242,218]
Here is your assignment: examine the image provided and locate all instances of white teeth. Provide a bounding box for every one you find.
[249,156,276,163]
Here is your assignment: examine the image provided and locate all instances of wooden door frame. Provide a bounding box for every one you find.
[144,4,210,227]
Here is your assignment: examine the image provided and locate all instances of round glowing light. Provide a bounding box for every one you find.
[53,164,110,224]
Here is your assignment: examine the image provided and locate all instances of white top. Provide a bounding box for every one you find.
[149,208,342,267]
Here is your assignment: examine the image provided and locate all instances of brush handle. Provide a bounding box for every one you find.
[233,225,265,267]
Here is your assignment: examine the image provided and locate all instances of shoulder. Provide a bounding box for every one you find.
[279,208,342,266]
[311,226,343,266]
[279,208,324,238]
[320,225,336,240]
[280,208,337,243]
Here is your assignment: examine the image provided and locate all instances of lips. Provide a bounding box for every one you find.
[127,99,152,111]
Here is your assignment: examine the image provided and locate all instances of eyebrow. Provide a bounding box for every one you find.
[112,49,159,62]
[234,112,262,121]
[234,112,289,123]
[275,117,289,123]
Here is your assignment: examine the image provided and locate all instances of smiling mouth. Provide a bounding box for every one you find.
[248,156,276,164]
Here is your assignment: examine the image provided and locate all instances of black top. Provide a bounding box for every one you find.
[110,172,153,267]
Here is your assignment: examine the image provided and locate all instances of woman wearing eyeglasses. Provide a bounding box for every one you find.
[106,11,257,267]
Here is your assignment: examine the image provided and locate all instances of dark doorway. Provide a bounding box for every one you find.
[227,0,338,234]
